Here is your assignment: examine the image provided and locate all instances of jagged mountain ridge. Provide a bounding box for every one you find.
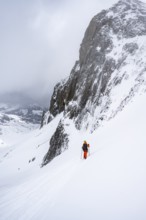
[0,103,43,125]
[42,0,146,164]
[0,93,46,125]
[0,93,46,147]
[1,1,146,219]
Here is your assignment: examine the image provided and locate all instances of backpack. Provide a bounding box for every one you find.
[82,144,88,152]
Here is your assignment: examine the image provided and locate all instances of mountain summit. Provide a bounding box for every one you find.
[1,1,146,219]
[42,0,146,164]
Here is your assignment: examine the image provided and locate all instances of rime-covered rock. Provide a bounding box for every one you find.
[42,0,146,164]
[42,121,69,165]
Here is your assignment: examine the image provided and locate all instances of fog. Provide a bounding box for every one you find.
[1,0,145,103]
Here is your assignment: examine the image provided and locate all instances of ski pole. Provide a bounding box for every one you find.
[81,149,83,159]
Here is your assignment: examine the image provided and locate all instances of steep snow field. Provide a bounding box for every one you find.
[0,91,146,220]
[0,120,37,149]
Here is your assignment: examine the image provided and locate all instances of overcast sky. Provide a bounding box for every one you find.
[1,0,145,101]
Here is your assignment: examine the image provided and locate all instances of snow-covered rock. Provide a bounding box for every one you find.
[43,0,146,164]
[0,82,146,220]
[1,1,146,219]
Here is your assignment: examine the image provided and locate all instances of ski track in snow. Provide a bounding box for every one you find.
[1,0,146,219]
[0,92,146,220]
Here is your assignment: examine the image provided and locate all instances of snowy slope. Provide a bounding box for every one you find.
[0,90,146,220]
[40,0,146,165]
[1,0,146,219]
[0,114,37,148]
[46,0,146,132]
[0,101,44,148]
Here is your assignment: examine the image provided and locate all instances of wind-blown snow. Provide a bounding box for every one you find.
[1,0,146,218]
[0,91,146,220]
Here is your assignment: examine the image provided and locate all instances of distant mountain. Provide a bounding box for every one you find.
[42,0,146,164]
[0,93,47,147]
[1,2,146,219]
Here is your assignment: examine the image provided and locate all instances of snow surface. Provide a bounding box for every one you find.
[83,32,146,132]
[0,103,40,148]
[0,91,146,220]
[0,119,38,148]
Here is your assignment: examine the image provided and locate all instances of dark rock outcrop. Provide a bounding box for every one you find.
[42,0,146,164]
[46,0,146,128]
[42,121,69,165]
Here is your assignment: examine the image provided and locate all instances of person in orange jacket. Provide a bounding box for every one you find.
[82,141,90,159]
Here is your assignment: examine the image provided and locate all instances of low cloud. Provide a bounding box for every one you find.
[1,0,136,100]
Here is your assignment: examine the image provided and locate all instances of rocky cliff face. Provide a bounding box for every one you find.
[42,0,146,165]
[42,120,69,165]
